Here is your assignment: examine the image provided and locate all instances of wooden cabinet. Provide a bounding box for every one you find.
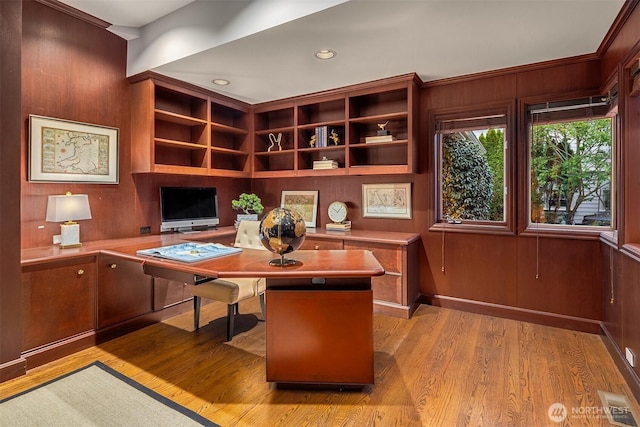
[252,73,420,177]
[266,288,374,386]
[130,73,251,177]
[21,257,96,352]
[153,278,192,311]
[97,254,153,329]
[301,229,421,318]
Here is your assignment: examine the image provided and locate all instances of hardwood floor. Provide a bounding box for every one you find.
[1,299,639,426]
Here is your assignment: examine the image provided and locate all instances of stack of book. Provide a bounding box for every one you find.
[326,221,351,231]
[314,126,329,147]
[313,159,338,170]
[365,134,394,143]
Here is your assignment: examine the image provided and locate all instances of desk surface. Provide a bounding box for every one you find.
[106,244,385,280]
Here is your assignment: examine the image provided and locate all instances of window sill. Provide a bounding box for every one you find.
[621,243,640,263]
[429,222,514,236]
[520,224,611,240]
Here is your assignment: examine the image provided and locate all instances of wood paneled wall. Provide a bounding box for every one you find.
[18,1,250,247]
[1,0,26,380]
[20,0,132,248]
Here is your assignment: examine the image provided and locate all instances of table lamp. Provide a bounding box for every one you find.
[46,192,92,248]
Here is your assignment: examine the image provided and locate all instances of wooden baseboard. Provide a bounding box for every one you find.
[420,294,601,333]
[0,356,27,382]
[600,323,640,403]
[373,299,419,319]
[21,330,97,370]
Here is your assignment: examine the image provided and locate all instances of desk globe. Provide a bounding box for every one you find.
[259,207,306,266]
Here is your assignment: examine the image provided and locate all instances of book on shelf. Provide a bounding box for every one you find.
[365,135,394,143]
[326,221,351,231]
[313,159,338,169]
[312,126,341,148]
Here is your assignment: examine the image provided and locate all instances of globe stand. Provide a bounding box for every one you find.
[269,255,299,267]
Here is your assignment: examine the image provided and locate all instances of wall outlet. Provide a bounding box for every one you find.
[139,226,151,234]
[626,347,636,367]
[53,234,62,244]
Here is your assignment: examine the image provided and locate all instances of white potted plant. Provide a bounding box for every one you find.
[232,193,264,226]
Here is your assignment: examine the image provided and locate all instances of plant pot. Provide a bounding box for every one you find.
[235,214,258,228]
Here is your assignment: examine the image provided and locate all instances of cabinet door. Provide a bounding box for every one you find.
[344,241,404,304]
[21,257,96,351]
[266,289,373,385]
[97,255,152,329]
[153,278,192,311]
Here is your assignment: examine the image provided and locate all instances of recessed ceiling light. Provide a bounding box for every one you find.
[212,79,230,86]
[315,50,336,60]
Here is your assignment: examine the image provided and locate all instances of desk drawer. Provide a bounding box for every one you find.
[300,238,343,250]
[344,242,402,274]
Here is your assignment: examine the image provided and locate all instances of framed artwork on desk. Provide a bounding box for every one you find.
[28,115,119,183]
[281,190,319,228]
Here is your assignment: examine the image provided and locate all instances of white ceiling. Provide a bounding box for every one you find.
[59,0,625,104]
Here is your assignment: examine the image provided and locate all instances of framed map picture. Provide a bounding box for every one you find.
[29,115,119,183]
[362,183,412,219]
[281,190,319,228]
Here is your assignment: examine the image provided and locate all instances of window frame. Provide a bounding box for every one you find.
[520,92,617,237]
[430,102,516,235]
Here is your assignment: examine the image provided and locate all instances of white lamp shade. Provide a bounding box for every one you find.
[46,194,92,222]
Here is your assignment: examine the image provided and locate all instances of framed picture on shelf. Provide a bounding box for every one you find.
[281,190,319,228]
[362,183,412,219]
[29,115,119,183]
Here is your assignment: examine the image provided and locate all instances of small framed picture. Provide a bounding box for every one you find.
[362,183,412,219]
[281,190,319,228]
[29,115,119,183]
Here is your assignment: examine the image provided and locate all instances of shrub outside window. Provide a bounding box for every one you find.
[437,114,507,224]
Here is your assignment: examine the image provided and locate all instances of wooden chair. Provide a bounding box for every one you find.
[190,220,266,341]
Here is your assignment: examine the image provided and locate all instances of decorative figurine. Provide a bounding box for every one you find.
[330,129,340,145]
[377,121,391,136]
[309,134,317,148]
[268,132,283,152]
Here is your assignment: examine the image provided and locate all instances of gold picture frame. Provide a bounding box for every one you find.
[281,190,319,228]
[362,183,412,219]
[29,115,119,183]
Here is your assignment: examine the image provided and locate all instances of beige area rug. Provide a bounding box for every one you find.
[0,362,219,427]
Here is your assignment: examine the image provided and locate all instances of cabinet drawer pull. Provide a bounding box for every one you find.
[109,263,117,269]
[77,269,84,275]
[314,245,320,250]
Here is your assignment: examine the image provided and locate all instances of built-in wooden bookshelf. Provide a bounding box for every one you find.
[253,102,295,178]
[251,73,419,177]
[130,74,251,178]
[130,73,418,178]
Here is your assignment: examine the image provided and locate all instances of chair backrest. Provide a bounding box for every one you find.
[234,220,267,250]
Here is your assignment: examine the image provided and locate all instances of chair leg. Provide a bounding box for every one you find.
[193,296,202,330]
[226,303,238,341]
[259,292,266,321]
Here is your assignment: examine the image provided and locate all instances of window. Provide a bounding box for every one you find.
[436,113,507,224]
[528,96,615,228]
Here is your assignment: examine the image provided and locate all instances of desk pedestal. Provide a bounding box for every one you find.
[265,278,374,386]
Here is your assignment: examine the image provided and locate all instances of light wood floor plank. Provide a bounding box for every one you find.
[1,300,638,426]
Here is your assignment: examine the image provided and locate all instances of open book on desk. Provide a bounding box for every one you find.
[136,242,242,263]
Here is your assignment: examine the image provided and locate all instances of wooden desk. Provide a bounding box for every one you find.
[111,245,384,386]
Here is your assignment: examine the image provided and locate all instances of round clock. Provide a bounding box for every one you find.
[328,201,348,223]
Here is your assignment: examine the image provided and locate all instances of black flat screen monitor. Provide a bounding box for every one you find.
[160,187,219,232]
